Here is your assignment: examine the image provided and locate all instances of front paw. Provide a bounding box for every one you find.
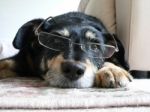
[0,60,17,78]
[95,62,133,88]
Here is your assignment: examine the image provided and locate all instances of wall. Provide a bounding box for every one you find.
[0,0,80,58]
[0,0,80,41]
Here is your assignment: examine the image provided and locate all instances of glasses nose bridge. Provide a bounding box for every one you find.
[69,40,85,51]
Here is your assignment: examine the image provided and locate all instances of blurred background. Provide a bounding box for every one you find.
[0,0,80,41]
[0,0,80,57]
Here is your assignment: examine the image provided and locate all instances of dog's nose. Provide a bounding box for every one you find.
[61,61,86,81]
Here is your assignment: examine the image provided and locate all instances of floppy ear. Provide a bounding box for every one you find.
[101,33,116,44]
[13,19,44,49]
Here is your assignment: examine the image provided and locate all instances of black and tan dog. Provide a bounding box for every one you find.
[0,12,132,88]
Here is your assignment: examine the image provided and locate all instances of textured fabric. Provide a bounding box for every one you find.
[0,107,150,112]
[0,77,149,110]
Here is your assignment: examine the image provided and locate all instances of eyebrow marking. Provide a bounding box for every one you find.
[85,31,96,39]
[58,28,70,37]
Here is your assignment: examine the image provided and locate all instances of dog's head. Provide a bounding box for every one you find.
[13,12,116,88]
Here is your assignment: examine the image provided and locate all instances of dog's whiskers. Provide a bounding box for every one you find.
[60,78,67,88]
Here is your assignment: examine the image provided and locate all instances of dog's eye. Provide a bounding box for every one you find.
[89,44,100,51]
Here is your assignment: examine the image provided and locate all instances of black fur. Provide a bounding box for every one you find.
[1,12,129,79]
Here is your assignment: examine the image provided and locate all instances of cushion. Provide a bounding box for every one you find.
[0,41,18,59]
[78,0,116,33]
[116,0,150,70]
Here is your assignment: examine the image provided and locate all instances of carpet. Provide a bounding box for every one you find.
[0,77,150,111]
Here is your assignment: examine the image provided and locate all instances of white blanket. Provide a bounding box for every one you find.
[0,77,149,111]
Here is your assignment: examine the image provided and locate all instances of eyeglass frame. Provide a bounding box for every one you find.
[34,16,119,58]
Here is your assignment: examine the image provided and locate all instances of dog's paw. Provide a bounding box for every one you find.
[0,60,17,78]
[0,70,17,79]
[95,62,133,88]
[0,60,15,70]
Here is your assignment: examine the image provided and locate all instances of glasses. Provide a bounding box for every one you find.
[35,16,119,59]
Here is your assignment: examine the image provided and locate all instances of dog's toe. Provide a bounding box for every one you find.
[95,62,133,88]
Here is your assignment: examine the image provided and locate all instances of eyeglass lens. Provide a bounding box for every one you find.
[38,32,70,51]
[38,32,116,58]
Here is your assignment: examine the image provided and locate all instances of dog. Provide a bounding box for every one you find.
[0,12,132,88]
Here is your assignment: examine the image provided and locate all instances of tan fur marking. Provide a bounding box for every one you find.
[0,59,17,78]
[0,60,15,70]
[0,70,17,79]
[85,31,96,39]
[58,28,70,37]
[47,54,65,73]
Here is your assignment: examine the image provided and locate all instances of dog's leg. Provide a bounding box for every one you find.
[95,62,133,88]
[0,59,17,78]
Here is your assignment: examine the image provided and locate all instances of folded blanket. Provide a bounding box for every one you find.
[0,77,150,111]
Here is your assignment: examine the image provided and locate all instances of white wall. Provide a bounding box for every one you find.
[0,0,80,41]
[0,0,80,58]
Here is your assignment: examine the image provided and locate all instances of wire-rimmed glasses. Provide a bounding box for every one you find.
[35,16,119,59]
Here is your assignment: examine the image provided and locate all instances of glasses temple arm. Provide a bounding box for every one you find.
[112,34,119,52]
[34,16,54,36]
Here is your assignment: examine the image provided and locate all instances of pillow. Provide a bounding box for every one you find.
[78,0,116,33]
[0,41,18,60]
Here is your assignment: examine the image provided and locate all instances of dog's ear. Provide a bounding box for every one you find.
[13,19,44,49]
[102,33,116,44]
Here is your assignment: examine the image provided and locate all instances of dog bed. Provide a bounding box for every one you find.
[0,77,150,111]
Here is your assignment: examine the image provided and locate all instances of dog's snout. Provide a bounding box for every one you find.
[61,61,86,81]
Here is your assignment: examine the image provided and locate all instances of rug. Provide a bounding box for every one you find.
[0,77,150,111]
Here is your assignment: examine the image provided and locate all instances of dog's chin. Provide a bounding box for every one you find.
[43,70,95,88]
